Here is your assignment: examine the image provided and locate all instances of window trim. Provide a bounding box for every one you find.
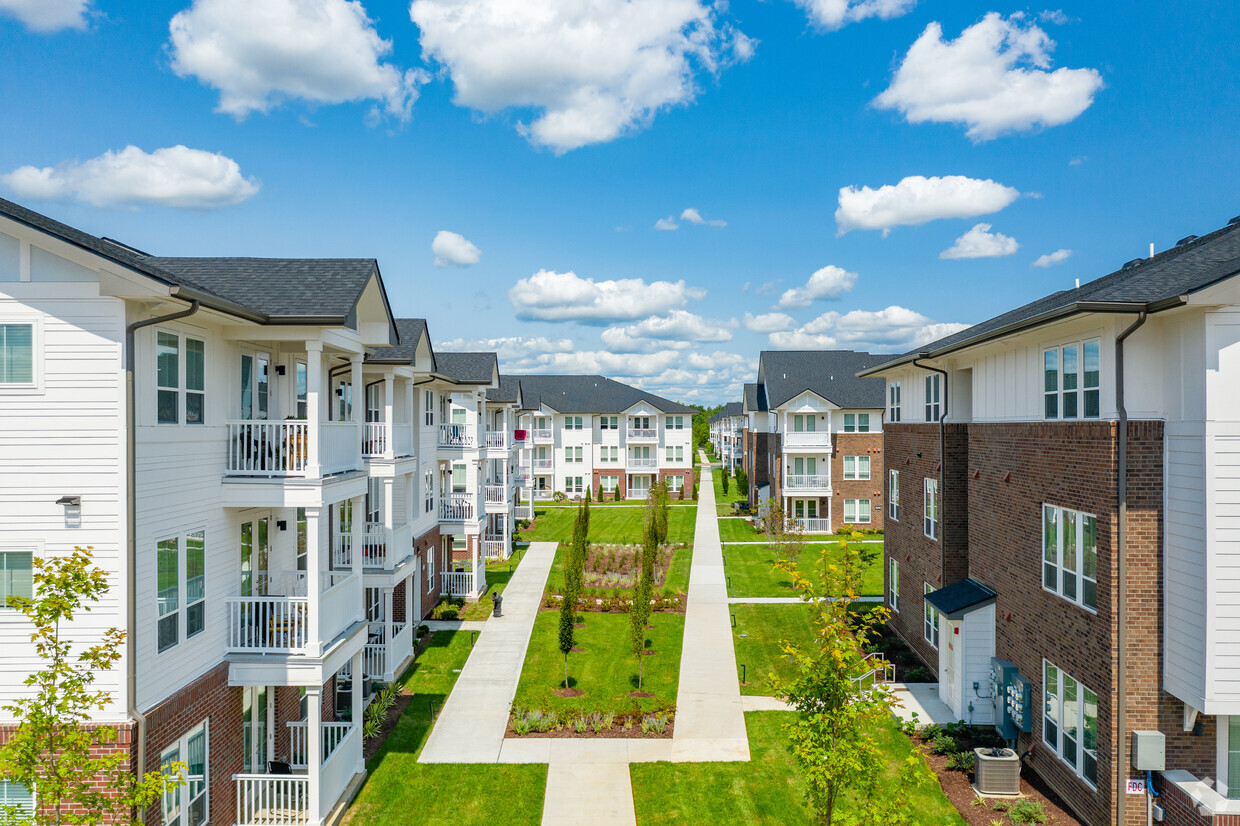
[888,381,902,423]
[843,455,871,481]
[924,478,939,541]
[161,718,210,826]
[923,583,939,648]
[843,498,871,524]
[924,374,941,423]
[1041,504,1098,612]
[889,558,899,612]
[1044,339,1101,421]
[0,547,35,611]
[889,470,900,521]
[156,528,208,653]
[1042,659,1098,789]
[0,318,41,394]
[0,779,34,817]
[157,328,208,425]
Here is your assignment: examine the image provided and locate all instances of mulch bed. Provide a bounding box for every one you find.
[913,729,1084,826]
[504,715,675,739]
[360,629,441,762]
[541,593,687,614]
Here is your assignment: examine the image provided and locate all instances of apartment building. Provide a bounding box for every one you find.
[511,375,697,505]
[0,198,500,826]
[708,402,744,471]
[866,217,1240,825]
[740,351,892,532]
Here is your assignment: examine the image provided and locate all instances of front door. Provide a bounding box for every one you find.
[240,515,270,596]
[941,618,961,714]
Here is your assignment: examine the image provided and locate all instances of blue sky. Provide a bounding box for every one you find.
[3,0,1239,404]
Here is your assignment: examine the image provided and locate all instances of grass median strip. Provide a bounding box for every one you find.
[517,504,697,545]
[723,542,883,598]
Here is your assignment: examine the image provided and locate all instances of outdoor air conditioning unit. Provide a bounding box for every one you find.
[974,747,1021,796]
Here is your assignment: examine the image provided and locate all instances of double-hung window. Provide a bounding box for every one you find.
[158,332,206,424]
[0,550,33,608]
[924,375,941,422]
[889,470,900,520]
[424,471,434,513]
[1044,340,1101,420]
[843,455,870,480]
[157,529,206,652]
[295,361,308,419]
[792,414,816,433]
[565,446,583,463]
[843,413,870,433]
[924,478,939,540]
[1042,504,1098,610]
[451,463,466,493]
[667,416,684,429]
[844,499,871,523]
[889,558,899,612]
[239,353,268,422]
[185,531,205,638]
[601,475,618,493]
[567,477,583,495]
[161,720,209,826]
[888,382,902,422]
[601,415,618,430]
[0,322,35,388]
[665,446,684,463]
[669,475,684,493]
[426,547,434,587]
[565,416,583,430]
[923,583,939,648]
[0,781,33,818]
[1043,660,1098,787]
[424,390,434,426]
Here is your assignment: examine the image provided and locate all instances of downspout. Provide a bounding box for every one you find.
[126,299,200,784]
[1115,311,1146,826]
[914,357,949,582]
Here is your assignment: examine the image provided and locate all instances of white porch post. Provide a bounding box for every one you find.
[305,684,322,824]
[412,562,421,624]
[383,478,395,571]
[351,495,363,622]
[305,343,323,478]
[383,587,395,681]
[350,650,364,774]
[350,354,364,466]
[305,508,322,658]
[383,373,395,460]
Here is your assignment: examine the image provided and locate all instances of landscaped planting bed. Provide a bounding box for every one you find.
[542,541,693,611]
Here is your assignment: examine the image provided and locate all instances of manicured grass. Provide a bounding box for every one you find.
[345,631,547,825]
[716,516,875,544]
[630,712,965,825]
[724,542,884,598]
[542,542,693,597]
[712,466,747,516]
[516,504,697,545]
[732,603,816,696]
[455,555,521,620]
[513,610,684,714]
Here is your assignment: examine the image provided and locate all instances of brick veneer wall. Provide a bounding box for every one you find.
[591,469,627,499]
[0,721,134,822]
[414,525,441,620]
[1159,779,1240,826]
[831,431,885,532]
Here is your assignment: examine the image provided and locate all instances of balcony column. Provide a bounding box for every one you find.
[383,373,395,460]
[382,587,395,681]
[305,684,322,824]
[305,508,322,658]
[411,563,421,625]
[406,379,416,457]
[351,495,363,622]
[383,478,395,571]
[305,344,323,477]
[350,650,364,774]
[350,354,364,466]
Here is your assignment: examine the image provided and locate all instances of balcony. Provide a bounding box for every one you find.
[783,431,832,451]
[362,621,412,682]
[532,457,554,471]
[225,572,359,656]
[627,428,658,441]
[483,431,509,451]
[792,517,831,533]
[362,422,414,460]
[233,718,359,826]
[628,456,658,469]
[483,536,506,559]
[784,474,832,493]
[226,420,360,477]
[332,523,413,571]
[438,424,475,449]
[627,488,652,500]
[439,492,479,523]
[532,489,555,501]
[442,566,486,598]
[532,428,554,442]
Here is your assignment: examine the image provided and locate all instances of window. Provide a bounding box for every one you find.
[240,354,269,422]
[665,446,684,463]
[667,416,684,429]
[888,381,902,423]
[1045,340,1100,420]
[924,375,941,422]
[793,414,816,432]
[601,475,618,493]
[451,407,466,426]
[185,531,204,638]
[0,781,33,817]
[631,416,651,431]
[843,455,871,480]
[1042,504,1098,610]
[451,463,466,493]
[294,361,308,419]
[565,446,583,463]
[0,323,34,387]
[842,413,870,433]
[296,508,307,572]
[924,478,939,540]
[567,476,583,494]
[424,390,434,426]
[1227,718,1240,798]
[424,470,434,514]
[923,583,939,648]
[161,720,209,826]
[889,470,900,520]
[844,499,871,524]
[157,537,179,653]
[157,530,206,651]
[158,332,207,425]
[1043,660,1097,787]
[889,558,899,612]
[565,416,583,430]
[600,415,618,430]
[426,547,434,587]
[600,446,618,463]
[0,550,33,607]
[367,477,383,524]
[669,475,684,492]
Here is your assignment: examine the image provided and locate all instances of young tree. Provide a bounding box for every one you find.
[629,520,657,693]
[722,473,729,496]
[736,467,748,498]
[771,536,919,825]
[0,548,181,826]
[760,499,791,563]
[564,504,587,625]
[653,481,670,546]
[558,594,575,690]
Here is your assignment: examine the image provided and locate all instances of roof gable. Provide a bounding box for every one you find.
[758,350,894,409]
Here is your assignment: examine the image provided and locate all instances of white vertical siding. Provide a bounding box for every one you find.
[963,604,997,725]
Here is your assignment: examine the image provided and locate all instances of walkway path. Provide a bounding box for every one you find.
[418,541,557,763]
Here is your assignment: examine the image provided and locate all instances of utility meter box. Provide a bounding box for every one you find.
[990,659,1017,739]
[1132,730,1166,771]
[1006,671,1033,735]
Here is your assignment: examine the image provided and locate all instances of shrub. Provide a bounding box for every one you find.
[573,715,588,734]
[946,751,975,772]
[920,722,942,740]
[553,491,567,503]
[904,666,933,683]
[511,707,559,735]
[929,732,958,756]
[1007,800,1047,824]
[641,713,670,735]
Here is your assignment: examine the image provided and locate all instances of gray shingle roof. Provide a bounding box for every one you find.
[758,350,895,410]
[487,374,521,403]
[710,401,743,422]
[435,352,498,384]
[368,318,431,365]
[514,375,697,415]
[864,218,1240,375]
[742,382,765,413]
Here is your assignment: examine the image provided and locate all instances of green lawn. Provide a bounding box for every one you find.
[712,466,747,516]
[717,516,875,544]
[513,610,684,714]
[542,542,693,597]
[456,555,522,620]
[724,542,884,598]
[345,631,547,825]
[517,504,697,545]
[630,712,965,825]
[732,603,816,696]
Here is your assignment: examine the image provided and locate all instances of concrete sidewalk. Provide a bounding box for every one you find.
[418,541,557,763]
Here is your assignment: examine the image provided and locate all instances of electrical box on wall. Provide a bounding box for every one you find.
[1132,730,1166,771]
[990,659,1017,739]
[1007,672,1032,735]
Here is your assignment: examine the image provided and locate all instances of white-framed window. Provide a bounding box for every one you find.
[843,455,871,480]
[451,463,466,493]
[889,470,900,520]
[601,475,619,493]
[889,558,899,612]
[1042,504,1098,611]
[565,446,583,463]
[157,331,206,425]
[667,415,684,429]
[0,550,34,608]
[424,470,434,513]
[295,361,308,419]
[924,374,941,422]
[156,529,206,652]
[1225,717,1240,798]
[239,352,269,422]
[600,446,618,463]
[185,530,205,639]
[566,476,583,494]
[451,406,466,426]
[843,413,870,433]
[564,416,583,430]
[161,720,209,826]
[1043,660,1098,788]
[792,413,817,432]
[888,381,902,423]
[424,390,434,426]
[923,583,939,648]
[0,780,33,817]
[924,478,939,540]
[1044,340,1101,420]
[668,475,684,492]
[843,499,871,524]
[601,415,618,430]
[367,477,383,524]
[0,321,36,390]
[426,547,434,587]
[665,445,684,463]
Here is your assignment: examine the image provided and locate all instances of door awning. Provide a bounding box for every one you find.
[924,578,997,621]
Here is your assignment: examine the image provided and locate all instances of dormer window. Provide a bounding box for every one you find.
[1044,340,1100,420]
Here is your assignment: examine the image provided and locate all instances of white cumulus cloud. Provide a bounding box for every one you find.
[874,12,1103,142]
[742,312,796,333]
[680,207,726,227]
[791,0,915,30]
[940,223,1019,259]
[836,174,1020,236]
[1032,248,1073,267]
[601,310,734,352]
[654,216,679,231]
[408,0,753,153]
[437,335,576,360]
[509,269,706,324]
[169,0,429,122]
[777,265,858,309]
[2,145,259,208]
[431,230,481,267]
[770,305,968,352]
[0,0,90,31]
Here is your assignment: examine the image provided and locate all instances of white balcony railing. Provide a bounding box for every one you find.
[235,774,310,826]
[532,428,553,442]
[442,570,483,597]
[321,421,360,474]
[364,621,411,680]
[532,457,553,471]
[440,493,477,522]
[484,485,507,504]
[783,431,832,448]
[227,420,310,476]
[628,456,658,468]
[319,723,359,817]
[784,474,832,490]
[287,721,353,769]
[628,488,652,500]
[438,424,474,448]
[484,538,506,559]
[484,431,508,450]
[362,422,388,458]
[793,517,831,533]
[533,489,554,501]
[627,428,658,440]
[225,573,359,654]
[333,523,413,570]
